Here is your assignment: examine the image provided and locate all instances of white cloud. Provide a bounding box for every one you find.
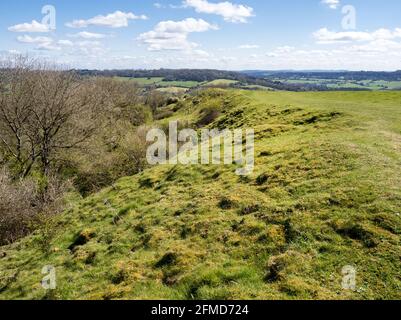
[16,35,60,51]
[64,41,107,58]
[138,18,217,51]
[8,20,50,33]
[183,0,254,23]
[16,36,78,52]
[239,44,259,49]
[313,27,401,44]
[58,40,74,46]
[76,41,102,47]
[348,39,401,53]
[36,42,61,51]
[66,11,147,28]
[275,46,295,53]
[69,31,107,39]
[17,35,53,44]
[253,39,401,71]
[139,32,194,51]
[321,0,340,10]
[155,18,218,33]
[314,28,372,43]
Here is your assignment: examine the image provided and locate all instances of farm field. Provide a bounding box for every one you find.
[116,75,401,92]
[1,89,400,300]
[116,77,201,88]
[115,77,164,85]
[272,78,401,91]
[115,77,253,90]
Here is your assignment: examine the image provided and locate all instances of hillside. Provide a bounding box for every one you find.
[1,90,400,300]
[79,69,329,91]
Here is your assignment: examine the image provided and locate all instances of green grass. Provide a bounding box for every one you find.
[1,90,400,300]
[156,87,189,94]
[202,79,238,87]
[115,77,164,86]
[157,80,200,88]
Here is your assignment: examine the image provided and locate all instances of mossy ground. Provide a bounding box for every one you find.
[1,90,400,300]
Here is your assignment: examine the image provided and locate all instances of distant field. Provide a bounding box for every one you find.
[115,77,164,85]
[115,77,200,88]
[116,75,401,91]
[115,77,246,90]
[157,80,200,88]
[273,78,401,90]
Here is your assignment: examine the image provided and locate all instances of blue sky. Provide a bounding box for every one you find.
[1,0,401,70]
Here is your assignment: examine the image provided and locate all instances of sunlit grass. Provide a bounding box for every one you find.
[1,89,400,300]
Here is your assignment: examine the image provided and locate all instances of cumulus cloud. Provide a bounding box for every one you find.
[64,40,107,57]
[16,33,83,52]
[66,11,147,28]
[17,35,53,44]
[183,0,254,23]
[347,39,401,53]
[36,42,61,51]
[74,41,107,57]
[58,40,74,46]
[16,35,60,51]
[16,33,105,53]
[156,18,218,33]
[321,0,340,10]
[8,20,50,32]
[313,27,401,44]
[138,18,218,51]
[69,31,107,39]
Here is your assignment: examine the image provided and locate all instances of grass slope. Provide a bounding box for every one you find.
[1,90,400,300]
[202,79,239,87]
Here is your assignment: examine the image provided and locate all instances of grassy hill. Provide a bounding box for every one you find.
[1,90,400,300]
[202,79,239,87]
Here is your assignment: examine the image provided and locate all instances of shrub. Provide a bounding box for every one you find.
[70,125,151,196]
[0,169,38,244]
[196,107,221,127]
[0,168,70,245]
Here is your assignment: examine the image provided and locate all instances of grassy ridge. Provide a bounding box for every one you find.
[0,90,400,300]
[115,77,201,89]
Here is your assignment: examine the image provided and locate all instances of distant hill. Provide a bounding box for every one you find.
[73,69,401,91]
[242,70,401,81]
[74,69,330,92]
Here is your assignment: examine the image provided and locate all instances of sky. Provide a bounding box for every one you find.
[1,0,401,70]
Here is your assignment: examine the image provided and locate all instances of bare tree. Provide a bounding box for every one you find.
[0,56,38,177]
[0,56,99,177]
